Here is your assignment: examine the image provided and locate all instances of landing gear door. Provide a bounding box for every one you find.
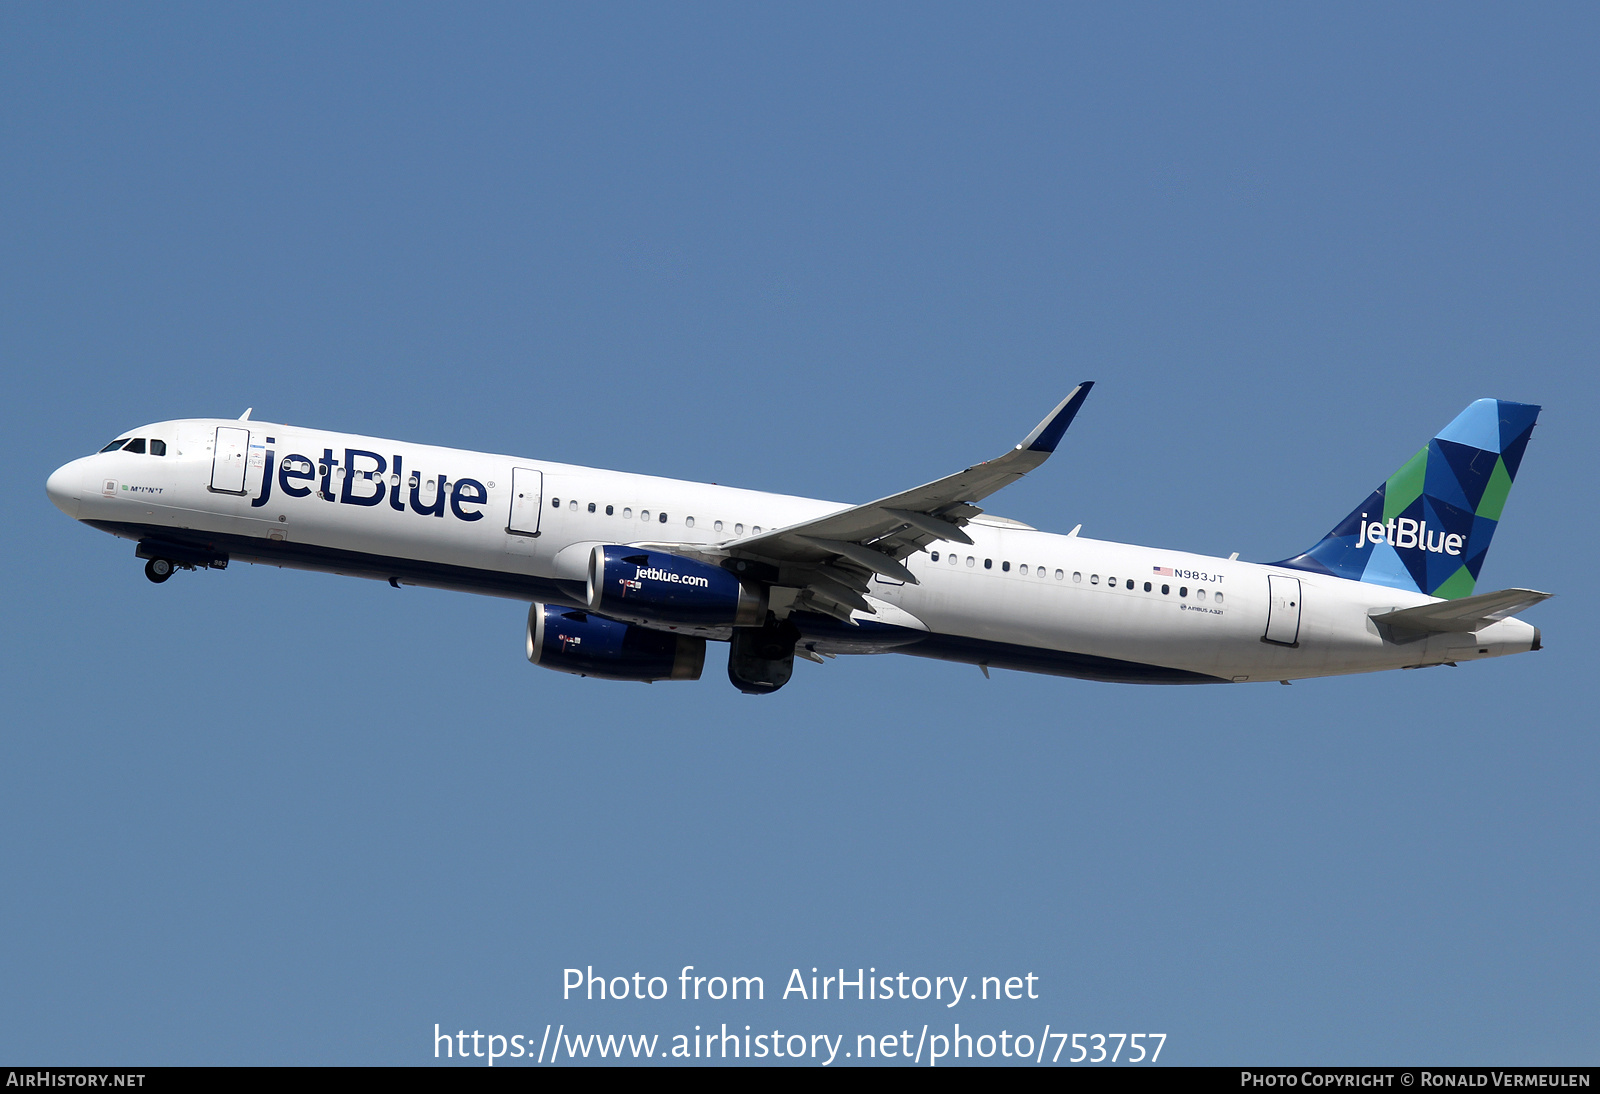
[1263,575,1303,647]
[507,467,543,537]
[210,426,250,495]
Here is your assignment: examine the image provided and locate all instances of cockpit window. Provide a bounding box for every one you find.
[100,438,130,453]
[123,438,147,454]
[149,439,167,456]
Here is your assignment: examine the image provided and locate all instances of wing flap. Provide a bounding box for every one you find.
[881,507,975,545]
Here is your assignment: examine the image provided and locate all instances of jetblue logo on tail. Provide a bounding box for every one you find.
[1275,398,1539,600]
[1354,515,1463,555]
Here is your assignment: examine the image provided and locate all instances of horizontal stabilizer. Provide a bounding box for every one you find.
[1371,588,1551,634]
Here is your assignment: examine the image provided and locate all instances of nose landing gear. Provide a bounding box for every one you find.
[136,540,227,584]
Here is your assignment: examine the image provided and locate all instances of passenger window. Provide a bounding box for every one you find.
[1197,588,1207,602]
[606,505,614,515]
[1073,572,1082,583]
[1215,592,1225,605]
[551,497,561,508]
[948,553,957,565]
[734,523,743,534]
[1162,584,1170,595]
[966,556,975,567]
[624,508,633,518]
[389,474,399,486]
[1180,586,1188,597]
[1144,581,1152,592]
[124,438,146,454]
[753,526,762,534]
[1019,564,1028,576]
[1038,566,1046,578]
[714,520,723,532]
[659,512,668,524]
[930,551,940,562]
[588,502,596,513]
[1091,574,1099,585]
[569,500,578,511]
[1125,579,1134,590]
[1001,561,1010,572]
[100,438,130,452]
[984,559,992,570]
[1054,569,1064,580]
[685,516,695,528]
[641,510,650,521]
[150,439,167,456]
[1108,575,1116,586]
[409,473,420,488]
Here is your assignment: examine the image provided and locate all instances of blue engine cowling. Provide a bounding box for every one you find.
[527,604,704,682]
[587,546,765,628]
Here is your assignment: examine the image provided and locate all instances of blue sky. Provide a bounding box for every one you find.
[2,4,1595,1065]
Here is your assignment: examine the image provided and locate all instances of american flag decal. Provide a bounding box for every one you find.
[1153,566,1173,576]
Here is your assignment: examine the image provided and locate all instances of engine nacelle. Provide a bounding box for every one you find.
[527,603,704,682]
[587,546,765,628]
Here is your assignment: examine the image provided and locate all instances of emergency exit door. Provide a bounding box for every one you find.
[1263,575,1303,647]
[210,427,250,495]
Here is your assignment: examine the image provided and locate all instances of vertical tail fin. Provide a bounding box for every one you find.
[1276,398,1540,599]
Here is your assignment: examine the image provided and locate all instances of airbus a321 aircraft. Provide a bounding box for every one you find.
[45,385,1548,693]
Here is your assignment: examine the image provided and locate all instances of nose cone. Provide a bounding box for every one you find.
[46,460,84,519]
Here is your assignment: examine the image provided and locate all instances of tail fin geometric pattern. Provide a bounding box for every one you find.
[1275,399,1540,600]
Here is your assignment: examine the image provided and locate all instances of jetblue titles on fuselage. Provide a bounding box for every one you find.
[253,443,488,522]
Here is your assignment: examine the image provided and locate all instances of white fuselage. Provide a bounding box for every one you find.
[46,418,1540,684]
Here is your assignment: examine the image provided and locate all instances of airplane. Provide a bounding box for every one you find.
[44,385,1548,693]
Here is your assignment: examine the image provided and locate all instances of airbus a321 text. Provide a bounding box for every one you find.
[46,385,1548,693]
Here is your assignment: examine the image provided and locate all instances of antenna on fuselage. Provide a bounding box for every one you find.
[238,408,253,421]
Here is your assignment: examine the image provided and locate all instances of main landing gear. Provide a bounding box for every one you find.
[727,617,801,695]
[143,558,173,584]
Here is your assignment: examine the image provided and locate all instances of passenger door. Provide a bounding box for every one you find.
[1263,575,1303,647]
[210,426,250,495]
[507,467,544,536]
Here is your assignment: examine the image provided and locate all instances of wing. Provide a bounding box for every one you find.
[720,382,1094,622]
